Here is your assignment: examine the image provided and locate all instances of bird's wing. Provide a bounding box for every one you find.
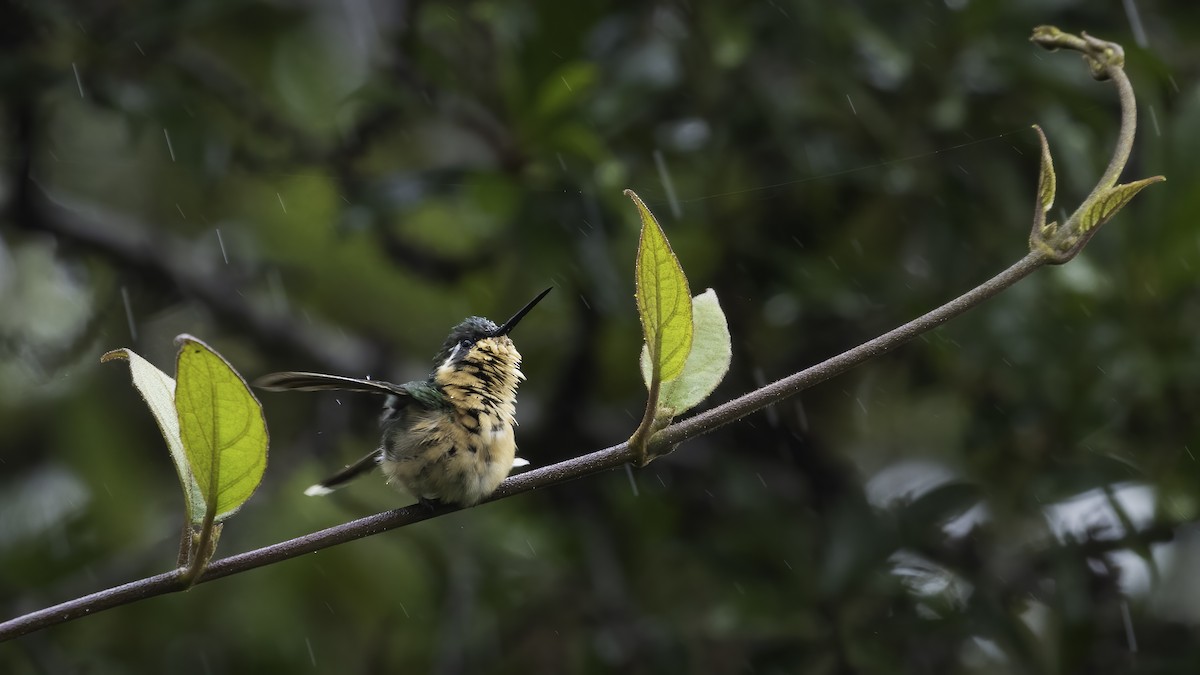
[255,371,411,396]
[377,379,444,425]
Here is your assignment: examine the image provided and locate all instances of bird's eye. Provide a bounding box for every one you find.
[459,338,473,349]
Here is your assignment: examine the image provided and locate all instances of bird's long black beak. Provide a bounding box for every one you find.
[492,287,552,336]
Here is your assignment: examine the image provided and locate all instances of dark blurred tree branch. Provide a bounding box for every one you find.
[23,183,381,374]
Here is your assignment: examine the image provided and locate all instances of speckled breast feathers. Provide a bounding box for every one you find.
[379,335,524,505]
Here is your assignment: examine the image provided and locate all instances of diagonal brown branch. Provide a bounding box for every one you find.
[0,26,1157,645]
[0,243,1046,642]
[0,443,632,641]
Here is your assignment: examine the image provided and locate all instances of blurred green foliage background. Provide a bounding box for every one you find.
[2,0,1197,672]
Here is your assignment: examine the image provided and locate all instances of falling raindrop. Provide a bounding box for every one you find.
[1121,0,1149,48]
[277,192,288,214]
[1120,599,1138,652]
[120,286,137,341]
[163,128,176,162]
[652,150,681,219]
[754,369,780,427]
[267,268,289,312]
[766,0,789,17]
[215,229,229,264]
[305,637,316,666]
[71,63,85,98]
[845,94,857,115]
[1148,105,1161,137]
[792,398,811,429]
[624,463,639,497]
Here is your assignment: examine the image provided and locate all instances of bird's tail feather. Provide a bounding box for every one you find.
[304,448,383,496]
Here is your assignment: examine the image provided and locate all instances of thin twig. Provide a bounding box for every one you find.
[1027,27,1162,263]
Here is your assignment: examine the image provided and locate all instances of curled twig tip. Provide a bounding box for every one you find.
[1026,28,1161,264]
[1029,26,1124,80]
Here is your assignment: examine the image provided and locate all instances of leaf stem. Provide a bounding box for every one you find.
[628,374,661,466]
[180,511,217,587]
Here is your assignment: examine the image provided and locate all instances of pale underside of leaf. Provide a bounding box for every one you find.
[641,289,732,416]
[102,348,206,523]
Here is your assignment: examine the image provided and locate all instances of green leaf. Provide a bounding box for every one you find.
[627,189,693,384]
[1033,124,1056,220]
[102,348,206,524]
[174,335,269,523]
[1077,176,1166,235]
[641,289,732,416]
[1028,124,1064,259]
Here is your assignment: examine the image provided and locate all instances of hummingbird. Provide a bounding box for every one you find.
[256,287,551,507]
